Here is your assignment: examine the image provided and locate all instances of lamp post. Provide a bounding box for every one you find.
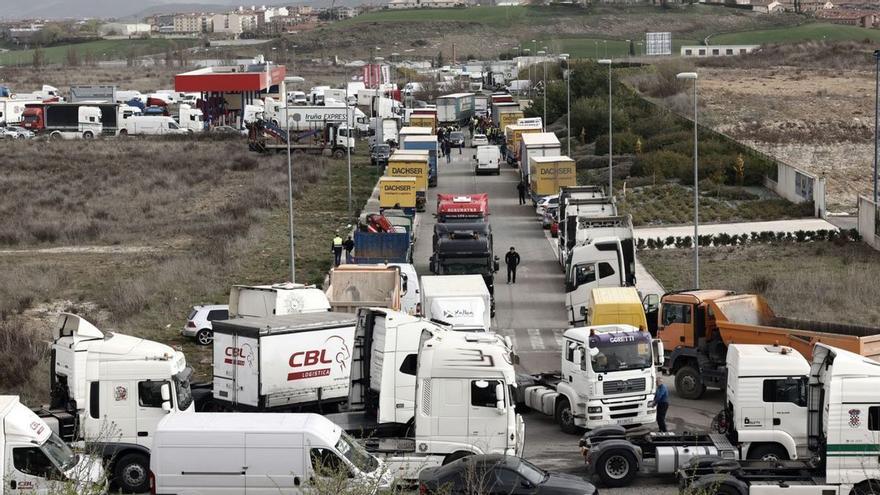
[560,53,570,156]
[284,75,305,283]
[598,58,613,195]
[594,41,598,59]
[522,48,530,96]
[874,50,880,204]
[677,71,700,289]
[345,84,353,223]
[531,39,537,99]
[538,49,546,130]
[391,52,400,90]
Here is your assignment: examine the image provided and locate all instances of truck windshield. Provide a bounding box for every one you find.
[336,432,379,474]
[173,367,194,411]
[441,259,490,275]
[41,432,78,472]
[589,332,652,373]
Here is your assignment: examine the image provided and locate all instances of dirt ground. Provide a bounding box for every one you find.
[696,66,874,213]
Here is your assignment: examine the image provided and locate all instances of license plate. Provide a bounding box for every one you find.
[617,418,635,425]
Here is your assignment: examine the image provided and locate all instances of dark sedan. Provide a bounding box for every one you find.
[418,454,598,495]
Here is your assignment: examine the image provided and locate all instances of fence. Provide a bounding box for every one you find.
[764,163,826,218]
[857,195,880,251]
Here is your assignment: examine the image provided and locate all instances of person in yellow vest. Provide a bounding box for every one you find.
[331,234,343,266]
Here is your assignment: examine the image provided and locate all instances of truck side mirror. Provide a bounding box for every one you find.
[472,155,476,160]
[573,348,583,368]
[643,293,660,312]
[495,383,505,414]
[160,383,173,413]
[401,273,408,294]
[652,339,665,367]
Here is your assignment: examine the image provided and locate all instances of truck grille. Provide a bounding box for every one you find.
[602,377,646,395]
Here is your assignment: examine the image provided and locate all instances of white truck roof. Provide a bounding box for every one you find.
[420,331,515,381]
[520,132,560,147]
[212,312,357,338]
[399,126,432,135]
[2,396,51,444]
[156,412,341,443]
[438,93,475,99]
[728,344,809,376]
[402,135,437,144]
[563,324,641,343]
[531,155,574,164]
[420,275,489,297]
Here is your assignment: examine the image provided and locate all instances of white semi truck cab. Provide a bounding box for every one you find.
[39,313,193,493]
[520,324,663,433]
[2,395,104,494]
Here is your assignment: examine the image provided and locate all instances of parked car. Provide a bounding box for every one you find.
[181,304,229,345]
[371,143,391,167]
[2,125,34,139]
[418,454,597,495]
[471,133,489,147]
[535,194,559,219]
[448,131,465,147]
[542,205,558,229]
[211,125,246,136]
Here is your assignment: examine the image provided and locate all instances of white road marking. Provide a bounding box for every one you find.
[528,328,545,350]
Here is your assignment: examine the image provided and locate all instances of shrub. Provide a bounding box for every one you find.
[594,131,641,156]
[631,150,690,180]
[570,97,630,145]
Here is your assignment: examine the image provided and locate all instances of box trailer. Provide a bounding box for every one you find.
[436,93,475,124]
[400,134,438,188]
[529,156,576,198]
[504,124,542,165]
[378,176,418,216]
[519,132,562,183]
[387,150,429,212]
[420,274,492,330]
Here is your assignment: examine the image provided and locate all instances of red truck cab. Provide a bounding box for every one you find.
[436,193,489,223]
[21,105,45,130]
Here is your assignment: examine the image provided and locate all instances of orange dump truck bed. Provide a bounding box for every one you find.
[710,294,880,361]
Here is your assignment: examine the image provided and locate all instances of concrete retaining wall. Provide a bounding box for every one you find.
[764,162,826,218]
[858,195,880,251]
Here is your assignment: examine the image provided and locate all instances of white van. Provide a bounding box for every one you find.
[474,145,501,175]
[121,116,190,136]
[150,413,391,494]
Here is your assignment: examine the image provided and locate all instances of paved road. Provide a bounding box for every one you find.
[411,146,721,491]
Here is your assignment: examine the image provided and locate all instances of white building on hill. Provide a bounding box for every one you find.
[388,0,465,8]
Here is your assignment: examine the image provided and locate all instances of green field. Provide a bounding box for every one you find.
[712,22,880,45]
[0,38,199,66]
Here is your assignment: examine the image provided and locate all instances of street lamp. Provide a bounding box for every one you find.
[603,40,607,58]
[677,71,700,289]
[391,52,400,89]
[874,50,880,204]
[560,53,570,156]
[530,39,537,99]
[598,58,613,195]
[593,41,598,59]
[284,75,305,283]
[538,49,546,130]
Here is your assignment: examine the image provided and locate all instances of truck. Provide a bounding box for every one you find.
[529,156,577,200]
[387,150,430,212]
[678,343,880,495]
[436,93,476,124]
[378,176,418,217]
[262,99,356,130]
[247,118,353,158]
[657,290,880,400]
[335,324,524,480]
[556,186,607,262]
[68,85,116,103]
[420,274,493,330]
[578,343,813,487]
[492,102,523,130]
[519,132,562,182]
[0,98,40,125]
[3,395,105,494]
[325,264,407,313]
[585,287,650,329]
[400,134,439,188]
[557,196,617,267]
[21,103,102,139]
[436,193,489,223]
[409,113,437,133]
[198,312,358,413]
[519,324,663,434]
[34,313,194,493]
[370,116,400,148]
[475,94,489,117]
[177,103,204,133]
[228,283,331,318]
[22,102,140,137]
[564,214,636,325]
[429,222,499,316]
[503,124,542,166]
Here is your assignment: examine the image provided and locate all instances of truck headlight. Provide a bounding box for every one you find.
[648,400,655,408]
[587,406,602,413]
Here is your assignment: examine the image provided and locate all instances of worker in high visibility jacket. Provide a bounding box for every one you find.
[332,235,343,267]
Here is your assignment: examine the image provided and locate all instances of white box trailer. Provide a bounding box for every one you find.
[0,98,40,125]
[436,92,475,124]
[210,312,358,410]
[420,275,491,330]
[228,283,331,318]
[518,131,561,183]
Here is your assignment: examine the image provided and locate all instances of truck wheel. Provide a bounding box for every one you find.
[555,398,580,434]
[332,148,345,159]
[747,444,788,462]
[49,132,62,141]
[119,128,128,136]
[114,453,150,493]
[595,449,637,487]
[196,329,213,346]
[851,480,880,495]
[83,131,94,139]
[675,366,706,400]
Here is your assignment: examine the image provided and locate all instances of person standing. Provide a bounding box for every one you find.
[331,234,344,267]
[654,376,670,432]
[517,181,527,205]
[342,235,355,264]
[504,247,520,284]
[444,140,452,164]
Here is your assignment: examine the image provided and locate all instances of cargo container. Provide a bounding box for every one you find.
[408,114,436,133]
[436,93,475,124]
[378,176,417,215]
[503,124,542,165]
[529,156,576,197]
[387,151,429,212]
[519,132,562,184]
[491,102,522,127]
[353,230,411,264]
[400,134,438,188]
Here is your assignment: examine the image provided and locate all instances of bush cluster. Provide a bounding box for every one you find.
[637,228,861,250]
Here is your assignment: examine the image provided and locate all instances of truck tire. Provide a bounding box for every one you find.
[595,449,638,487]
[675,366,706,400]
[82,131,94,139]
[114,452,150,493]
[555,398,580,434]
[196,329,213,346]
[49,131,62,141]
[332,148,345,159]
[851,480,880,495]
[119,128,128,136]
[746,444,788,461]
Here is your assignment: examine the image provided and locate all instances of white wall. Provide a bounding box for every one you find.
[764,162,826,218]
[858,195,880,251]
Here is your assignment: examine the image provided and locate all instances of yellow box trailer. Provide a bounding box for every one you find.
[386,151,430,211]
[379,176,417,212]
[587,287,649,329]
[529,156,576,197]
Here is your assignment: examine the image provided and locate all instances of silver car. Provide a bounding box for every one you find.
[2,125,34,139]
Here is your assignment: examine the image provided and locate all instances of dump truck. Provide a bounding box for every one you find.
[325,264,404,313]
[529,156,577,199]
[658,290,880,399]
